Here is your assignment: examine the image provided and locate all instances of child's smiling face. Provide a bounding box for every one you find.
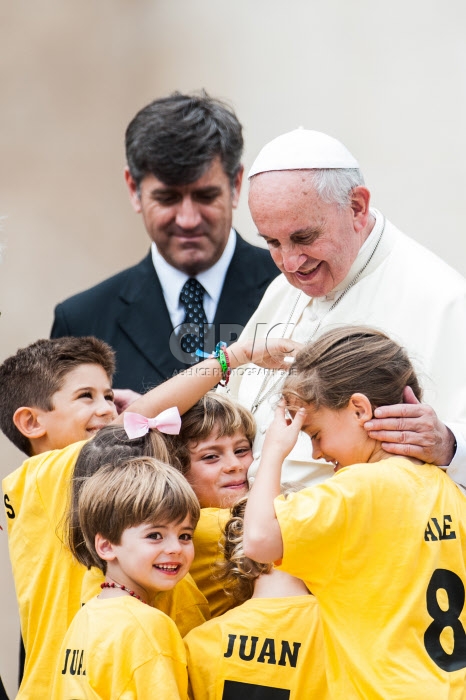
[300,405,365,472]
[186,428,252,508]
[102,516,195,601]
[36,364,117,451]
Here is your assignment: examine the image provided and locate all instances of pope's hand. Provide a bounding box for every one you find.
[228,337,302,372]
[364,386,456,466]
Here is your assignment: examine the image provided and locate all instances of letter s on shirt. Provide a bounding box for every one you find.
[4,494,15,519]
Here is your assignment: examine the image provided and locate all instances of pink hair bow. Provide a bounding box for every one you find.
[123,407,181,439]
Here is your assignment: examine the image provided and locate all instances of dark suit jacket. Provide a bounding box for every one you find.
[51,233,280,393]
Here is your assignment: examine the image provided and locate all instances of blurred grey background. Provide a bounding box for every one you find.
[1,1,466,694]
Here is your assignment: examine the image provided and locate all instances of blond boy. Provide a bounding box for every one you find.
[52,458,199,699]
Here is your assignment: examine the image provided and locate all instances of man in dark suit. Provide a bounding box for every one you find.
[51,92,279,393]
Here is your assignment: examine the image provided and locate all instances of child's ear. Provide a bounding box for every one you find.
[13,406,47,439]
[348,393,373,424]
[95,534,117,562]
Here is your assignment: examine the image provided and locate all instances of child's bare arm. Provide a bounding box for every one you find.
[113,338,301,423]
[243,401,306,563]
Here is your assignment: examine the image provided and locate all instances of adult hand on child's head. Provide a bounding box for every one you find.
[228,337,302,371]
[364,386,456,466]
[262,399,307,462]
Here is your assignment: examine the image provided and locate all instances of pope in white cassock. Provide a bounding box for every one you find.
[227,128,466,489]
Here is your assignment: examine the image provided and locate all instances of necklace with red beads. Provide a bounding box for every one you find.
[100,581,147,604]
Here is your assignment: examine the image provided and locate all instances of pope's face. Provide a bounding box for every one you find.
[249,170,368,298]
[125,157,243,276]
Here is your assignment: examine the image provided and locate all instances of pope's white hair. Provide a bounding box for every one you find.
[308,168,365,207]
[249,168,365,208]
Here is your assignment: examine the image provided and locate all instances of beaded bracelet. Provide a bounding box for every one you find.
[196,341,231,386]
[217,348,228,375]
[218,346,231,386]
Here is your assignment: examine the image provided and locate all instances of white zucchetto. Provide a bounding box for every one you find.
[248,127,359,178]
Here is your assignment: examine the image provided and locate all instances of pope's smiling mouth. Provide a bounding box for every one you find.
[295,261,322,277]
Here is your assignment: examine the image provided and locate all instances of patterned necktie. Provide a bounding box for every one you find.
[179,278,208,357]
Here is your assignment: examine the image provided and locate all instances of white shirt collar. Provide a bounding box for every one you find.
[196,228,237,302]
[151,228,237,324]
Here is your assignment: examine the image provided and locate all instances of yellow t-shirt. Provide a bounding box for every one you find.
[190,508,236,617]
[82,566,210,637]
[2,441,86,700]
[184,594,329,699]
[275,457,466,699]
[52,595,187,699]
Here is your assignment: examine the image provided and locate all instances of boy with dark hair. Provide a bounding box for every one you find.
[0,336,115,455]
[1,336,117,699]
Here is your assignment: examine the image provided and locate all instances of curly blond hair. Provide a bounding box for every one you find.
[216,496,271,604]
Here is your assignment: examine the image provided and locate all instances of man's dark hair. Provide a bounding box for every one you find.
[125,90,243,188]
[0,337,115,456]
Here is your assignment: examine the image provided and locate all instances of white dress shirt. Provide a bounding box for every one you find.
[151,229,237,326]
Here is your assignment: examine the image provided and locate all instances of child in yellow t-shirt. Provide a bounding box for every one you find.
[69,424,211,635]
[52,456,200,699]
[244,326,466,699]
[168,391,256,616]
[0,337,117,700]
[184,496,330,699]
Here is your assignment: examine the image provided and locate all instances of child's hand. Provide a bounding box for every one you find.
[263,400,307,461]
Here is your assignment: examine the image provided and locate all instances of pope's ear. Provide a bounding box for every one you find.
[13,407,47,439]
[348,393,373,423]
[350,186,371,233]
[95,534,117,562]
